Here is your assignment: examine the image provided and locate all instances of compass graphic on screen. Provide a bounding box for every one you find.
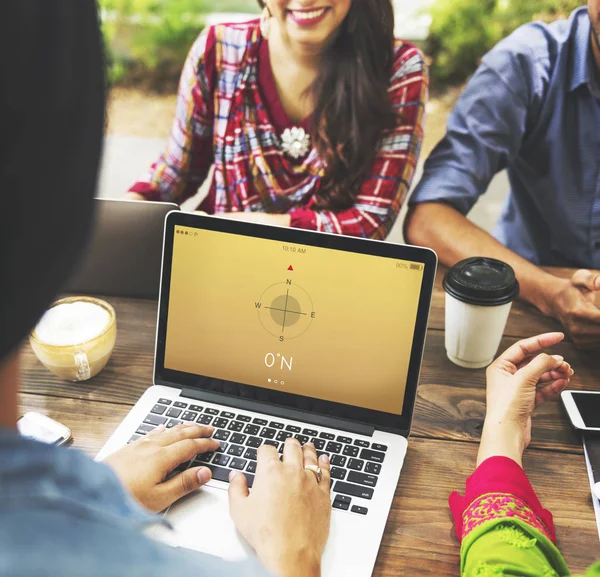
[255,280,316,341]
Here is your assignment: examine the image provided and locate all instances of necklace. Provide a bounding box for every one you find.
[280,127,310,159]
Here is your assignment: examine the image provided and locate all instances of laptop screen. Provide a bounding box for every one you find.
[156,214,436,433]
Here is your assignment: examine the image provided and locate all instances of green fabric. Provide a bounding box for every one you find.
[460,518,600,577]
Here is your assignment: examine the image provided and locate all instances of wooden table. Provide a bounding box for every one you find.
[19,267,600,575]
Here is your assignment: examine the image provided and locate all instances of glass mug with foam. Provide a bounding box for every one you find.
[443,257,520,369]
[30,297,117,381]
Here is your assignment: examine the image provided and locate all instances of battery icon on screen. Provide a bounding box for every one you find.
[410,263,423,271]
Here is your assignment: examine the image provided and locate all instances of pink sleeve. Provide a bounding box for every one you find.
[449,456,556,544]
[289,43,428,238]
[129,28,217,203]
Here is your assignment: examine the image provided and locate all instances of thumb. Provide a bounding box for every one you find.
[571,269,600,292]
[160,466,212,504]
[516,353,563,385]
[227,470,249,522]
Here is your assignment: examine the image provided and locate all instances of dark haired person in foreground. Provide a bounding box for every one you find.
[0,3,330,577]
[406,2,600,349]
[126,0,427,239]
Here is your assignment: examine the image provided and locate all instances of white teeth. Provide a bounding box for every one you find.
[292,8,327,20]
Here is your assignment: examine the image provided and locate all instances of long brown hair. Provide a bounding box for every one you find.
[257,0,397,209]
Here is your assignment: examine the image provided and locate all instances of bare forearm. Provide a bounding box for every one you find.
[477,422,524,467]
[266,552,321,577]
[405,203,563,314]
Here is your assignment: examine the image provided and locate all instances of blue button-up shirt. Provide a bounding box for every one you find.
[0,429,269,577]
[410,7,600,267]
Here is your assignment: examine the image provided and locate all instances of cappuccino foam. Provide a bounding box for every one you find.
[35,302,111,346]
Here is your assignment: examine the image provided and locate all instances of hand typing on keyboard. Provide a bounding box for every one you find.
[228,439,331,577]
[104,423,219,512]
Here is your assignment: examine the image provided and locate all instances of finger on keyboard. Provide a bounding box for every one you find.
[317,454,331,493]
[256,443,280,475]
[145,424,166,437]
[165,437,220,470]
[155,423,215,446]
[302,442,319,470]
[282,436,303,467]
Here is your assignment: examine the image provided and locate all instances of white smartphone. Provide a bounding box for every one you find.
[17,411,72,445]
[561,390,600,432]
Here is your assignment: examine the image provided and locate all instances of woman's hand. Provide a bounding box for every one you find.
[228,439,331,577]
[104,423,219,512]
[478,332,573,467]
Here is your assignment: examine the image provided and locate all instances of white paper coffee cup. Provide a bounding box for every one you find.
[443,258,519,369]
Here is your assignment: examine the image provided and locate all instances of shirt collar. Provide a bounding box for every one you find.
[569,8,597,92]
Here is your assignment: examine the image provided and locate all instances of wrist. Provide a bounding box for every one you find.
[477,420,525,468]
[259,547,321,577]
[532,275,567,317]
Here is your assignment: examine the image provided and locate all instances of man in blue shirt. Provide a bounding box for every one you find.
[0,3,330,577]
[406,2,600,349]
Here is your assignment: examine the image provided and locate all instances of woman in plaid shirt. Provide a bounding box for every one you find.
[127,0,428,239]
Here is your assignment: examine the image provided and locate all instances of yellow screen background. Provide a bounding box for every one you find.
[164,226,424,415]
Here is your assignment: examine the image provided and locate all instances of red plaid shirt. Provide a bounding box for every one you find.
[130,20,428,239]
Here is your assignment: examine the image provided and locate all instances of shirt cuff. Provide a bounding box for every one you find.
[408,165,481,215]
[289,207,318,231]
[449,456,556,544]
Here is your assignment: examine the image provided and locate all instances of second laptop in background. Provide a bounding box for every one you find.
[65,198,178,299]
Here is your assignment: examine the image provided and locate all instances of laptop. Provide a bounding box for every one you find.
[65,198,179,299]
[96,212,437,577]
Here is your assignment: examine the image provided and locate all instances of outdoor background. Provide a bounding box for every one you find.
[99,0,583,241]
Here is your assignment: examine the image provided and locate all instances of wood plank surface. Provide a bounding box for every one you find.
[379,437,597,576]
[18,393,130,455]
[17,393,599,575]
[20,296,157,404]
[411,331,600,453]
[21,299,600,453]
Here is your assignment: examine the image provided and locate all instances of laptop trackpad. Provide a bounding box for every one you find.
[154,485,252,560]
[149,483,384,577]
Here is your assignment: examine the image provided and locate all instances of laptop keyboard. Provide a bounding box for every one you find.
[129,397,389,516]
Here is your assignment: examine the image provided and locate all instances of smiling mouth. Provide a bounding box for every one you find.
[287,7,330,21]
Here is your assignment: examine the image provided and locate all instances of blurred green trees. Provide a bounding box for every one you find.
[99,0,259,88]
[426,0,585,86]
[100,0,586,90]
